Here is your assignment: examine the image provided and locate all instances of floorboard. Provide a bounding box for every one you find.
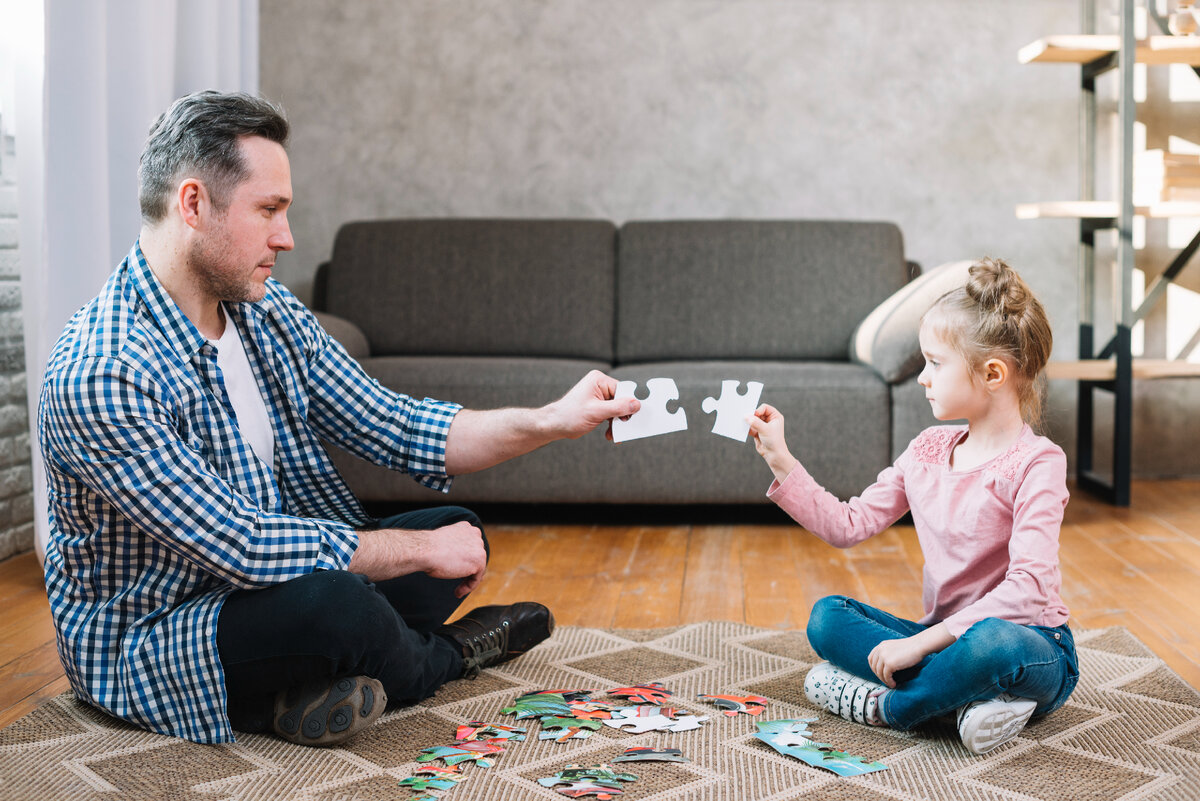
[3,479,1198,730]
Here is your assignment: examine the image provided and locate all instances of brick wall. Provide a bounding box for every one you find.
[0,126,36,560]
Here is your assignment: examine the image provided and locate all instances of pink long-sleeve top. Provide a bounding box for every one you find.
[767,424,1070,638]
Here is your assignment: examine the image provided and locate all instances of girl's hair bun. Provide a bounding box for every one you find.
[965,256,1029,319]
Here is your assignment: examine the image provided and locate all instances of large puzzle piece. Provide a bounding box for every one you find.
[537,764,638,799]
[612,746,691,764]
[538,780,626,799]
[601,706,708,734]
[753,718,888,777]
[702,380,764,442]
[549,765,639,785]
[607,683,674,705]
[538,716,603,742]
[415,740,505,768]
[697,693,769,716]
[611,378,687,442]
[397,764,466,791]
[501,691,571,719]
[454,720,527,742]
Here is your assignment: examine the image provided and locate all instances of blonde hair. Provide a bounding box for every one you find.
[923,258,1053,428]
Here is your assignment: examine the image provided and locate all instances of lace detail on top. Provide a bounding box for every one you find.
[910,427,963,465]
[988,439,1032,482]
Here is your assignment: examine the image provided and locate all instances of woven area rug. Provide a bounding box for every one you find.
[2,623,1199,801]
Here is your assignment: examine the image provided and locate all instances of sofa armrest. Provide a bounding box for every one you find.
[850,259,973,383]
[314,311,371,359]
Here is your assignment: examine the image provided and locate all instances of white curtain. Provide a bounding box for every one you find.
[17,0,260,564]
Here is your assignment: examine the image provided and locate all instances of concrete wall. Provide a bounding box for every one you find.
[260,0,1200,478]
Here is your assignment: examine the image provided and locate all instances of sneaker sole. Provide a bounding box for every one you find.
[960,702,1036,755]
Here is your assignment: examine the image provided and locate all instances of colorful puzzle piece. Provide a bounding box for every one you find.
[532,688,600,702]
[550,764,639,784]
[566,700,619,720]
[701,380,764,442]
[416,740,505,768]
[397,764,467,791]
[454,720,527,742]
[538,716,603,742]
[697,693,769,716]
[538,780,625,799]
[501,691,571,719]
[612,746,691,764]
[612,378,688,442]
[753,718,887,777]
[607,683,674,705]
[601,706,708,734]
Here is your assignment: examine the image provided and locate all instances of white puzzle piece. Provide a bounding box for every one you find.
[601,707,709,734]
[612,378,688,443]
[701,380,764,442]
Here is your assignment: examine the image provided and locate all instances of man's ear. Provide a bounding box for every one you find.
[983,357,1009,391]
[176,178,208,230]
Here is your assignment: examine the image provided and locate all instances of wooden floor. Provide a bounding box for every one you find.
[2,479,1198,731]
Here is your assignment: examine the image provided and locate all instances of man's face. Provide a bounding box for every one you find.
[187,135,294,304]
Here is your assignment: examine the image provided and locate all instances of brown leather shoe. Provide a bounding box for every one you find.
[438,602,555,678]
[272,675,385,746]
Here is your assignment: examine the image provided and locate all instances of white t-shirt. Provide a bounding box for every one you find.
[210,308,275,469]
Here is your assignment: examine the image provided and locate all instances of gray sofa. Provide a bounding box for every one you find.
[312,219,950,505]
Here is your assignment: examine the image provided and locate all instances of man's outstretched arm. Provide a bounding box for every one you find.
[443,370,640,475]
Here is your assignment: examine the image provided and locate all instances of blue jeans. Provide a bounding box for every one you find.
[806,595,1079,731]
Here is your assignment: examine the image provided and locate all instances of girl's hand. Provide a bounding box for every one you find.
[747,403,798,483]
[867,624,955,688]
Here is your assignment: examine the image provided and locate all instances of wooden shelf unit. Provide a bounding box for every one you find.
[1017,1,1200,506]
[1018,34,1200,66]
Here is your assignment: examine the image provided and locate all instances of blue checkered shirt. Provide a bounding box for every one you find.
[39,242,461,743]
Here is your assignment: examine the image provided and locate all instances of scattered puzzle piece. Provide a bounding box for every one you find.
[702,380,764,442]
[398,764,467,791]
[501,691,571,719]
[416,740,505,768]
[697,693,769,716]
[607,683,674,705]
[753,718,887,777]
[602,707,708,734]
[532,688,600,702]
[550,764,639,785]
[612,378,687,443]
[566,700,618,720]
[455,720,527,742]
[538,716,603,742]
[612,746,691,764]
[537,779,625,799]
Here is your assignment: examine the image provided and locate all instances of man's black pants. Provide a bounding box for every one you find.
[217,506,485,733]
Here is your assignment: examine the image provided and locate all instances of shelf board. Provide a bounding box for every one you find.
[1016,200,1200,220]
[1046,358,1200,381]
[1019,35,1200,66]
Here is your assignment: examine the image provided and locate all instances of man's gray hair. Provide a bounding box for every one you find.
[138,90,289,223]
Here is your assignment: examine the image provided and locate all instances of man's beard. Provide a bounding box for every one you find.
[187,229,267,304]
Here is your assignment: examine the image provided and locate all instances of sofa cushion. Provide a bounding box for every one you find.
[851,259,973,383]
[325,219,617,361]
[616,220,909,363]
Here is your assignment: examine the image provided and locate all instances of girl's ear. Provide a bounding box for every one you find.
[983,357,1009,391]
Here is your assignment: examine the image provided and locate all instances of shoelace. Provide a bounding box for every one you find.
[460,620,511,679]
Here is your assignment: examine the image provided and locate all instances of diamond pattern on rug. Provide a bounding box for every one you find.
[565,645,706,685]
[3,625,1199,801]
[972,744,1160,800]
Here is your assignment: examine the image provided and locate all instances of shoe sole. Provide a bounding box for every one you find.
[274,676,385,747]
[960,702,1036,755]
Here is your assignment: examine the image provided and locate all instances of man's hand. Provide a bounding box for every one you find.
[747,403,798,483]
[349,521,487,596]
[542,370,641,442]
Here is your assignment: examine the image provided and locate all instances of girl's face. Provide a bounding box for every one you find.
[917,320,985,422]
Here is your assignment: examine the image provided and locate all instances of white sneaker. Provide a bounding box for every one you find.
[803,661,887,726]
[956,693,1037,755]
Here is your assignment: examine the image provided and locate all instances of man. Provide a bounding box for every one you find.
[39,91,639,747]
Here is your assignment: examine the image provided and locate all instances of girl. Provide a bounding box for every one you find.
[747,257,1078,755]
